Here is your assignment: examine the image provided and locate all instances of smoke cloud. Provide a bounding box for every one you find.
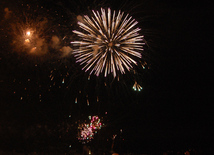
[77,15,84,22]
[61,46,72,57]
[51,36,60,49]
[4,8,12,19]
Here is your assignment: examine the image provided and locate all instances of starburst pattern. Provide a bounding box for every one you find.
[71,8,145,77]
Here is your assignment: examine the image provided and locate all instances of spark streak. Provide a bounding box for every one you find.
[71,8,145,78]
[133,81,142,91]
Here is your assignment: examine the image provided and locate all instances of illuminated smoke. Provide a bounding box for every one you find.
[61,46,72,57]
[4,8,12,19]
[51,36,60,49]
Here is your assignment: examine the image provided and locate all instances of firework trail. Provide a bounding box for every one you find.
[71,8,145,78]
[132,81,143,91]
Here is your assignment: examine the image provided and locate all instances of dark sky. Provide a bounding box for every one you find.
[0,0,213,154]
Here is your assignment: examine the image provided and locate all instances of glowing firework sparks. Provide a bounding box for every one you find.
[78,115,102,143]
[7,4,67,57]
[24,30,33,44]
[71,8,145,78]
[26,31,31,36]
[25,39,30,43]
[78,124,94,141]
[90,116,102,130]
[10,15,49,55]
[133,81,142,91]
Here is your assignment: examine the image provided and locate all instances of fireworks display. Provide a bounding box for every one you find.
[10,14,50,55]
[1,1,151,154]
[133,81,143,91]
[1,0,208,154]
[71,8,145,78]
[2,4,73,58]
[89,115,102,130]
[78,123,94,142]
[78,116,102,143]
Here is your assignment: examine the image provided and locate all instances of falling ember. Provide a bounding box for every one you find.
[71,8,145,78]
[133,81,143,91]
[141,61,147,69]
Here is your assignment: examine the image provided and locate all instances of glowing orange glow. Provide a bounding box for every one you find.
[26,31,31,36]
[30,47,37,53]
[25,39,30,43]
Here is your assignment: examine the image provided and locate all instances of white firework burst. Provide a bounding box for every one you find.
[71,8,145,77]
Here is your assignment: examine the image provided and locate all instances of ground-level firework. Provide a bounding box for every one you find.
[71,8,145,78]
[77,116,102,143]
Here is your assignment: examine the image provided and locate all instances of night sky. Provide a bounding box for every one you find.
[0,0,213,154]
